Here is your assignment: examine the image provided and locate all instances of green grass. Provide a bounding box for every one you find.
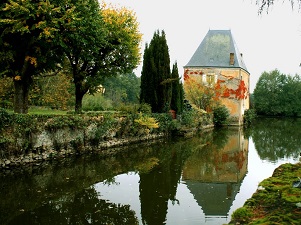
[28,106,68,115]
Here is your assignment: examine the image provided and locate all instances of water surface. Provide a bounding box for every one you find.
[0,118,300,225]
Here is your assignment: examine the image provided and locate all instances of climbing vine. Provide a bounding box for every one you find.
[215,75,248,100]
[184,69,248,110]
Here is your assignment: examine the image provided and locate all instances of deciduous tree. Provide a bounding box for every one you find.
[0,0,72,113]
[59,1,142,113]
[103,72,140,105]
[254,69,301,116]
[183,71,215,111]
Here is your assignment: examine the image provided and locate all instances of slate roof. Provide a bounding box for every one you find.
[184,30,248,72]
[184,181,242,217]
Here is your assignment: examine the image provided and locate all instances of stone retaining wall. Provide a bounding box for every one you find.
[0,114,167,169]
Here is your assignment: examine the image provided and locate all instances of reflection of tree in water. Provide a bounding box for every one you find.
[0,147,151,225]
[211,128,231,150]
[138,136,207,225]
[249,118,301,161]
[7,186,138,225]
[0,131,227,225]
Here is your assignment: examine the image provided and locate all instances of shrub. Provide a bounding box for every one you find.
[134,113,159,129]
[180,108,212,128]
[213,105,229,127]
[152,113,174,132]
[181,109,199,127]
[82,93,113,111]
[0,108,11,129]
[116,103,140,114]
[243,109,257,126]
[138,103,152,114]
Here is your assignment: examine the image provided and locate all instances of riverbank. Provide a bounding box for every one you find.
[0,109,213,170]
[229,162,301,224]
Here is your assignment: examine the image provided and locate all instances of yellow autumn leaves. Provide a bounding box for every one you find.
[134,113,159,129]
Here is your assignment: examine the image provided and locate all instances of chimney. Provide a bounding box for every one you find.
[230,53,235,65]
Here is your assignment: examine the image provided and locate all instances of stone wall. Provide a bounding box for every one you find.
[0,114,167,169]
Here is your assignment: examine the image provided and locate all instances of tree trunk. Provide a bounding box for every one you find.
[75,83,84,114]
[13,79,29,114]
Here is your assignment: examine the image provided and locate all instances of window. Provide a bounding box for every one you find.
[205,73,216,86]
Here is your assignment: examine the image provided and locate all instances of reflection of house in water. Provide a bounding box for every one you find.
[182,128,248,218]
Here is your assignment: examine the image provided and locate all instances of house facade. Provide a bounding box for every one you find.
[184,30,250,125]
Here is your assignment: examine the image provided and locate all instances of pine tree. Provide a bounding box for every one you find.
[140,30,171,113]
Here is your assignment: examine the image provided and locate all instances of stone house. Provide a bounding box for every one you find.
[184,30,250,125]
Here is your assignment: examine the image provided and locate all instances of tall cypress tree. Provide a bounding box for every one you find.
[170,62,184,114]
[140,30,171,113]
[140,43,157,109]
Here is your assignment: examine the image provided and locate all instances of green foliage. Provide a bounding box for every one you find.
[30,71,73,110]
[103,72,140,105]
[28,107,67,115]
[254,69,301,117]
[44,116,85,131]
[0,0,142,114]
[61,2,142,113]
[140,30,172,113]
[82,93,113,112]
[152,113,175,133]
[0,107,11,130]
[180,109,200,127]
[243,109,257,126]
[180,108,212,129]
[213,105,229,126]
[0,77,13,109]
[138,103,152,114]
[0,0,71,113]
[116,103,140,114]
[170,62,184,114]
[134,113,159,129]
[247,117,301,161]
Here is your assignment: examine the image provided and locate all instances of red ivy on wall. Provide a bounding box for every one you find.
[184,69,248,101]
[216,79,247,100]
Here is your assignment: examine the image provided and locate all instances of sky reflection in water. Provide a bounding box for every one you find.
[1,118,300,225]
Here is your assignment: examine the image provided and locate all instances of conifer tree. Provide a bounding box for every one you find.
[170,62,184,114]
[140,43,157,109]
[140,30,171,112]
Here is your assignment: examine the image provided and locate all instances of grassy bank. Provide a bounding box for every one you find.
[229,162,301,224]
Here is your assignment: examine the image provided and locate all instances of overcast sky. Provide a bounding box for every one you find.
[104,0,301,92]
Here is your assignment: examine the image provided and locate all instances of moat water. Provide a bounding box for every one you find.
[0,118,300,225]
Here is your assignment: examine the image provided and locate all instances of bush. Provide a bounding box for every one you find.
[138,103,152,114]
[152,113,174,133]
[181,109,199,127]
[116,103,140,114]
[0,108,12,129]
[213,105,229,127]
[82,93,113,111]
[243,109,257,126]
